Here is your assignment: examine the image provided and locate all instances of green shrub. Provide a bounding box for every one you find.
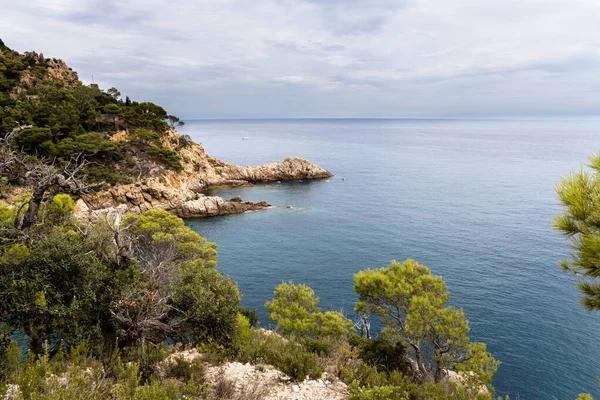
[304,338,330,356]
[164,356,206,385]
[42,193,75,226]
[350,385,402,400]
[236,330,324,381]
[2,343,209,400]
[348,378,492,400]
[338,360,405,389]
[350,335,411,374]
[147,146,184,172]
[129,129,161,146]
[0,334,20,381]
[240,308,259,328]
[229,314,253,357]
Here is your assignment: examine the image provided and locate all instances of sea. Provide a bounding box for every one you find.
[180,118,600,400]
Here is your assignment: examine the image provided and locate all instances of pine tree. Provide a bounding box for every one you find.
[555,153,600,311]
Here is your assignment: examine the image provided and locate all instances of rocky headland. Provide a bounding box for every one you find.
[75,129,333,220]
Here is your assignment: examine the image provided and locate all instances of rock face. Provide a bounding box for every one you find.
[11,51,80,97]
[76,129,332,219]
[204,156,334,187]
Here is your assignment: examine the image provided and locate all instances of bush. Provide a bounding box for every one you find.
[338,360,405,389]
[236,329,324,381]
[164,355,206,384]
[1,343,210,400]
[170,263,241,346]
[347,375,493,400]
[42,193,75,226]
[147,146,184,172]
[240,308,259,328]
[350,335,411,374]
[0,334,20,381]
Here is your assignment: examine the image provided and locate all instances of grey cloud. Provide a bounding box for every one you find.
[323,44,346,51]
[1,0,599,117]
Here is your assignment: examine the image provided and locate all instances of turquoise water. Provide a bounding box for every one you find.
[182,119,600,399]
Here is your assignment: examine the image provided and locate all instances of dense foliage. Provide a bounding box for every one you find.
[555,153,600,311]
[0,203,241,359]
[354,260,499,386]
[554,154,600,400]
[0,41,186,184]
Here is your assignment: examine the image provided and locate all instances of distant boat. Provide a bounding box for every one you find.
[242,137,250,140]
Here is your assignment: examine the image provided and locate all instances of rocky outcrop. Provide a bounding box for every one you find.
[161,349,348,400]
[203,156,334,188]
[175,196,269,218]
[205,361,348,400]
[76,129,332,219]
[11,51,80,97]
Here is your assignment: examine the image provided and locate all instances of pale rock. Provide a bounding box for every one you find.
[76,130,331,220]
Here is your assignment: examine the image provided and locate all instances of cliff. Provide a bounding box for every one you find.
[76,129,333,219]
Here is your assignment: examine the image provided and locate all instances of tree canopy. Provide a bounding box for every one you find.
[354,259,499,387]
[0,43,187,185]
[555,153,600,311]
[266,281,353,347]
[0,203,241,355]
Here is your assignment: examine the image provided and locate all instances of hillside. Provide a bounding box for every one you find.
[0,40,332,219]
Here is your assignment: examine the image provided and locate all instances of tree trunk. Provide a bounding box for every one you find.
[26,326,43,355]
[412,345,429,382]
[434,359,443,383]
[16,188,45,230]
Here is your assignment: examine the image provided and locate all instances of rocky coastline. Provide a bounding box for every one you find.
[75,130,333,220]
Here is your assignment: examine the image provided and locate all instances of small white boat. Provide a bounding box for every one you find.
[242,137,250,140]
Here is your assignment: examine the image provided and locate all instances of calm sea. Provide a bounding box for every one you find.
[181,119,600,400]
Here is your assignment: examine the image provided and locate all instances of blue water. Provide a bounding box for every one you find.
[181,119,600,400]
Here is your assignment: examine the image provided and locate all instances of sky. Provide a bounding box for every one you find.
[1,0,600,118]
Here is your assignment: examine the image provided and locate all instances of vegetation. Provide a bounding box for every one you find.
[0,40,518,399]
[0,188,502,398]
[266,281,353,348]
[0,41,187,186]
[555,154,600,400]
[354,260,498,386]
[555,153,600,311]
[0,199,241,354]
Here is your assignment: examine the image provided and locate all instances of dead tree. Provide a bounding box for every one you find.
[354,311,372,339]
[0,128,103,230]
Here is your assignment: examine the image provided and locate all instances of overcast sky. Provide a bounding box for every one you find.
[1,0,599,118]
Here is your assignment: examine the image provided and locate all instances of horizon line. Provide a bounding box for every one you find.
[180,115,600,121]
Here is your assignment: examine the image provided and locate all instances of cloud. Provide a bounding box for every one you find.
[0,0,599,117]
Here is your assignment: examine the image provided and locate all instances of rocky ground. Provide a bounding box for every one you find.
[166,349,349,400]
